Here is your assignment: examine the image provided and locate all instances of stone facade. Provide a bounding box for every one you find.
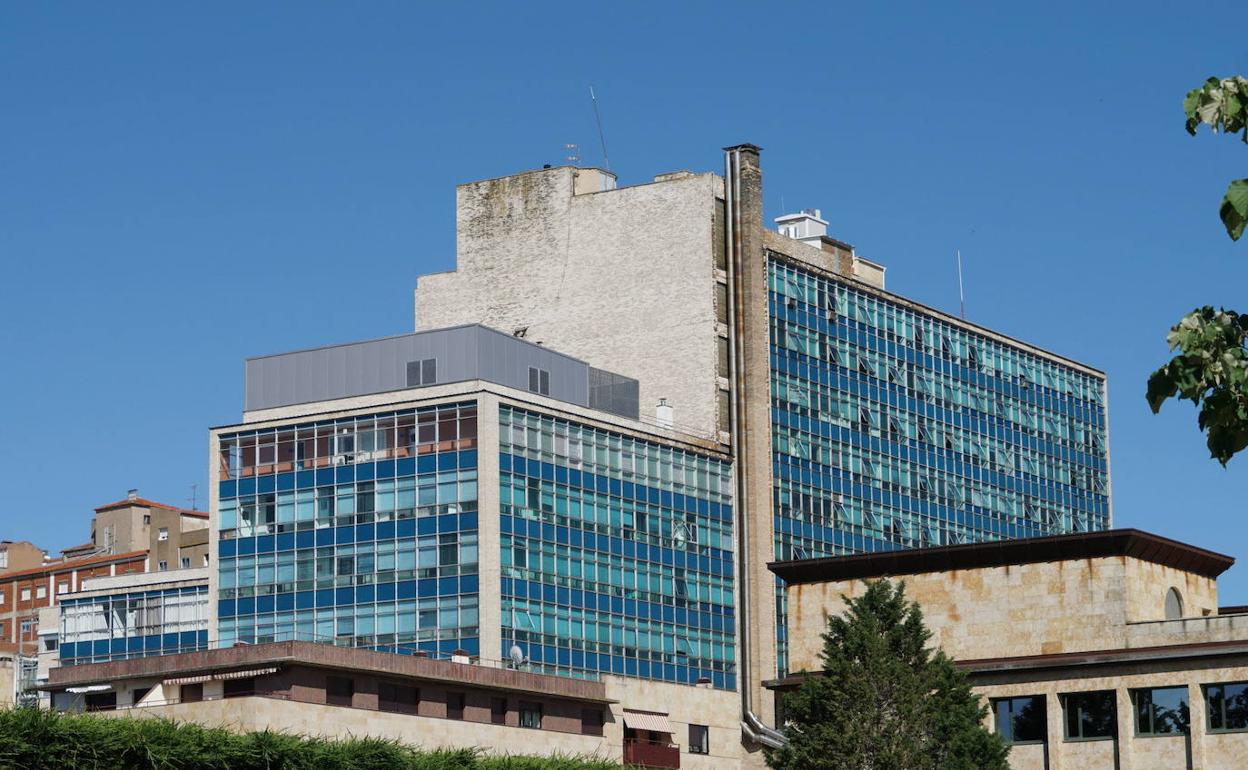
[770,530,1246,770]
[785,555,1221,669]
[973,658,1248,770]
[415,166,724,441]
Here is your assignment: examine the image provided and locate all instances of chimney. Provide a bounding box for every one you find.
[655,399,674,429]
[127,489,139,502]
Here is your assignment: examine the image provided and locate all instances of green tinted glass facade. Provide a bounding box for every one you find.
[769,257,1109,673]
[216,402,481,657]
[499,406,737,688]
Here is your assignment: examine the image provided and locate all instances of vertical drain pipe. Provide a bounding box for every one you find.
[724,145,786,750]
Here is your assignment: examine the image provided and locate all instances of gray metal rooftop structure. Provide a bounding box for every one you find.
[244,324,640,419]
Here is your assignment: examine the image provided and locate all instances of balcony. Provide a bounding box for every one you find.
[623,738,680,769]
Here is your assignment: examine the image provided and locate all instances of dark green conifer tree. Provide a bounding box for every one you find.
[766,580,1009,770]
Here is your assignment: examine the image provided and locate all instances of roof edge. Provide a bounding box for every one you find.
[768,528,1235,584]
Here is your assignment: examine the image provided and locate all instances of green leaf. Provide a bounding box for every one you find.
[1148,307,1248,464]
[1221,179,1248,241]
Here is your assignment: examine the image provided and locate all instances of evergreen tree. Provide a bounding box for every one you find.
[766,580,1009,770]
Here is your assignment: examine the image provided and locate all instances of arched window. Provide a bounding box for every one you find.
[1165,587,1184,620]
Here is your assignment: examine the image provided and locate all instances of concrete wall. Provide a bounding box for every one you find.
[0,655,13,706]
[784,556,1225,673]
[110,696,612,757]
[93,670,764,768]
[603,676,764,770]
[0,542,45,574]
[415,166,723,439]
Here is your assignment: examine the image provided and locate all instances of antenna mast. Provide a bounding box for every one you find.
[589,86,611,171]
[956,250,966,320]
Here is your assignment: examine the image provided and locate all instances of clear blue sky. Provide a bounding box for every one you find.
[3,3,1245,597]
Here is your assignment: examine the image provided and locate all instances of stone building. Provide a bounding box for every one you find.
[768,529,1248,770]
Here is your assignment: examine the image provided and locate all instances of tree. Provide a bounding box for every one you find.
[766,580,1009,770]
[1147,77,1248,465]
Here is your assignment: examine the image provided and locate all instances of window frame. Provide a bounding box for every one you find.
[1062,690,1117,742]
[1132,686,1189,737]
[688,723,710,754]
[1206,681,1248,734]
[991,695,1048,745]
[518,700,542,729]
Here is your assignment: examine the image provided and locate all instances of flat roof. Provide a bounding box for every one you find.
[768,529,1235,584]
[45,640,611,704]
[767,248,1105,377]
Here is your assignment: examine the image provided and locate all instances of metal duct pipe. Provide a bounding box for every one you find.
[724,144,787,751]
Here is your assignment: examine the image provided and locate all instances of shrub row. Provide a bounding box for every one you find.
[0,708,633,770]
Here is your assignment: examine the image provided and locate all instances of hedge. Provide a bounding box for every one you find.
[0,708,636,770]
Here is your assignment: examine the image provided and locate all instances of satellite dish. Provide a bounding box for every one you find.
[508,644,527,667]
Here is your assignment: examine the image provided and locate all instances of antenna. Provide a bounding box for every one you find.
[589,86,611,171]
[956,250,966,320]
[188,483,198,511]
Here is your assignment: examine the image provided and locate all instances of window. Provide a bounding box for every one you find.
[689,724,710,754]
[143,514,151,525]
[35,585,47,600]
[223,678,254,698]
[43,637,57,652]
[85,692,117,712]
[181,683,203,704]
[993,696,1047,744]
[379,682,419,714]
[56,582,69,595]
[158,561,168,571]
[158,528,169,542]
[1134,687,1189,735]
[447,692,465,720]
[0,551,6,569]
[19,618,37,640]
[1063,691,1116,740]
[528,367,550,396]
[180,557,191,570]
[20,588,30,602]
[132,686,151,706]
[1165,588,1184,620]
[519,701,542,729]
[326,676,354,707]
[202,554,210,567]
[490,697,507,725]
[407,358,437,387]
[581,708,604,736]
[1207,682,1248,732]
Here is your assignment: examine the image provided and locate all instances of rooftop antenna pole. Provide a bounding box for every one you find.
[188,483,198,511]
[589,86,611,171]
[956,250,966,320]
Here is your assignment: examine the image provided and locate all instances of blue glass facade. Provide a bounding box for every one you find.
[499,406,737,689]
[59,584,209,665]
[216,402,481,657]
[768,257,1109,673]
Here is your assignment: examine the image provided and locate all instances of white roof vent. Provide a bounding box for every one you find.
[775,209,830,244]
